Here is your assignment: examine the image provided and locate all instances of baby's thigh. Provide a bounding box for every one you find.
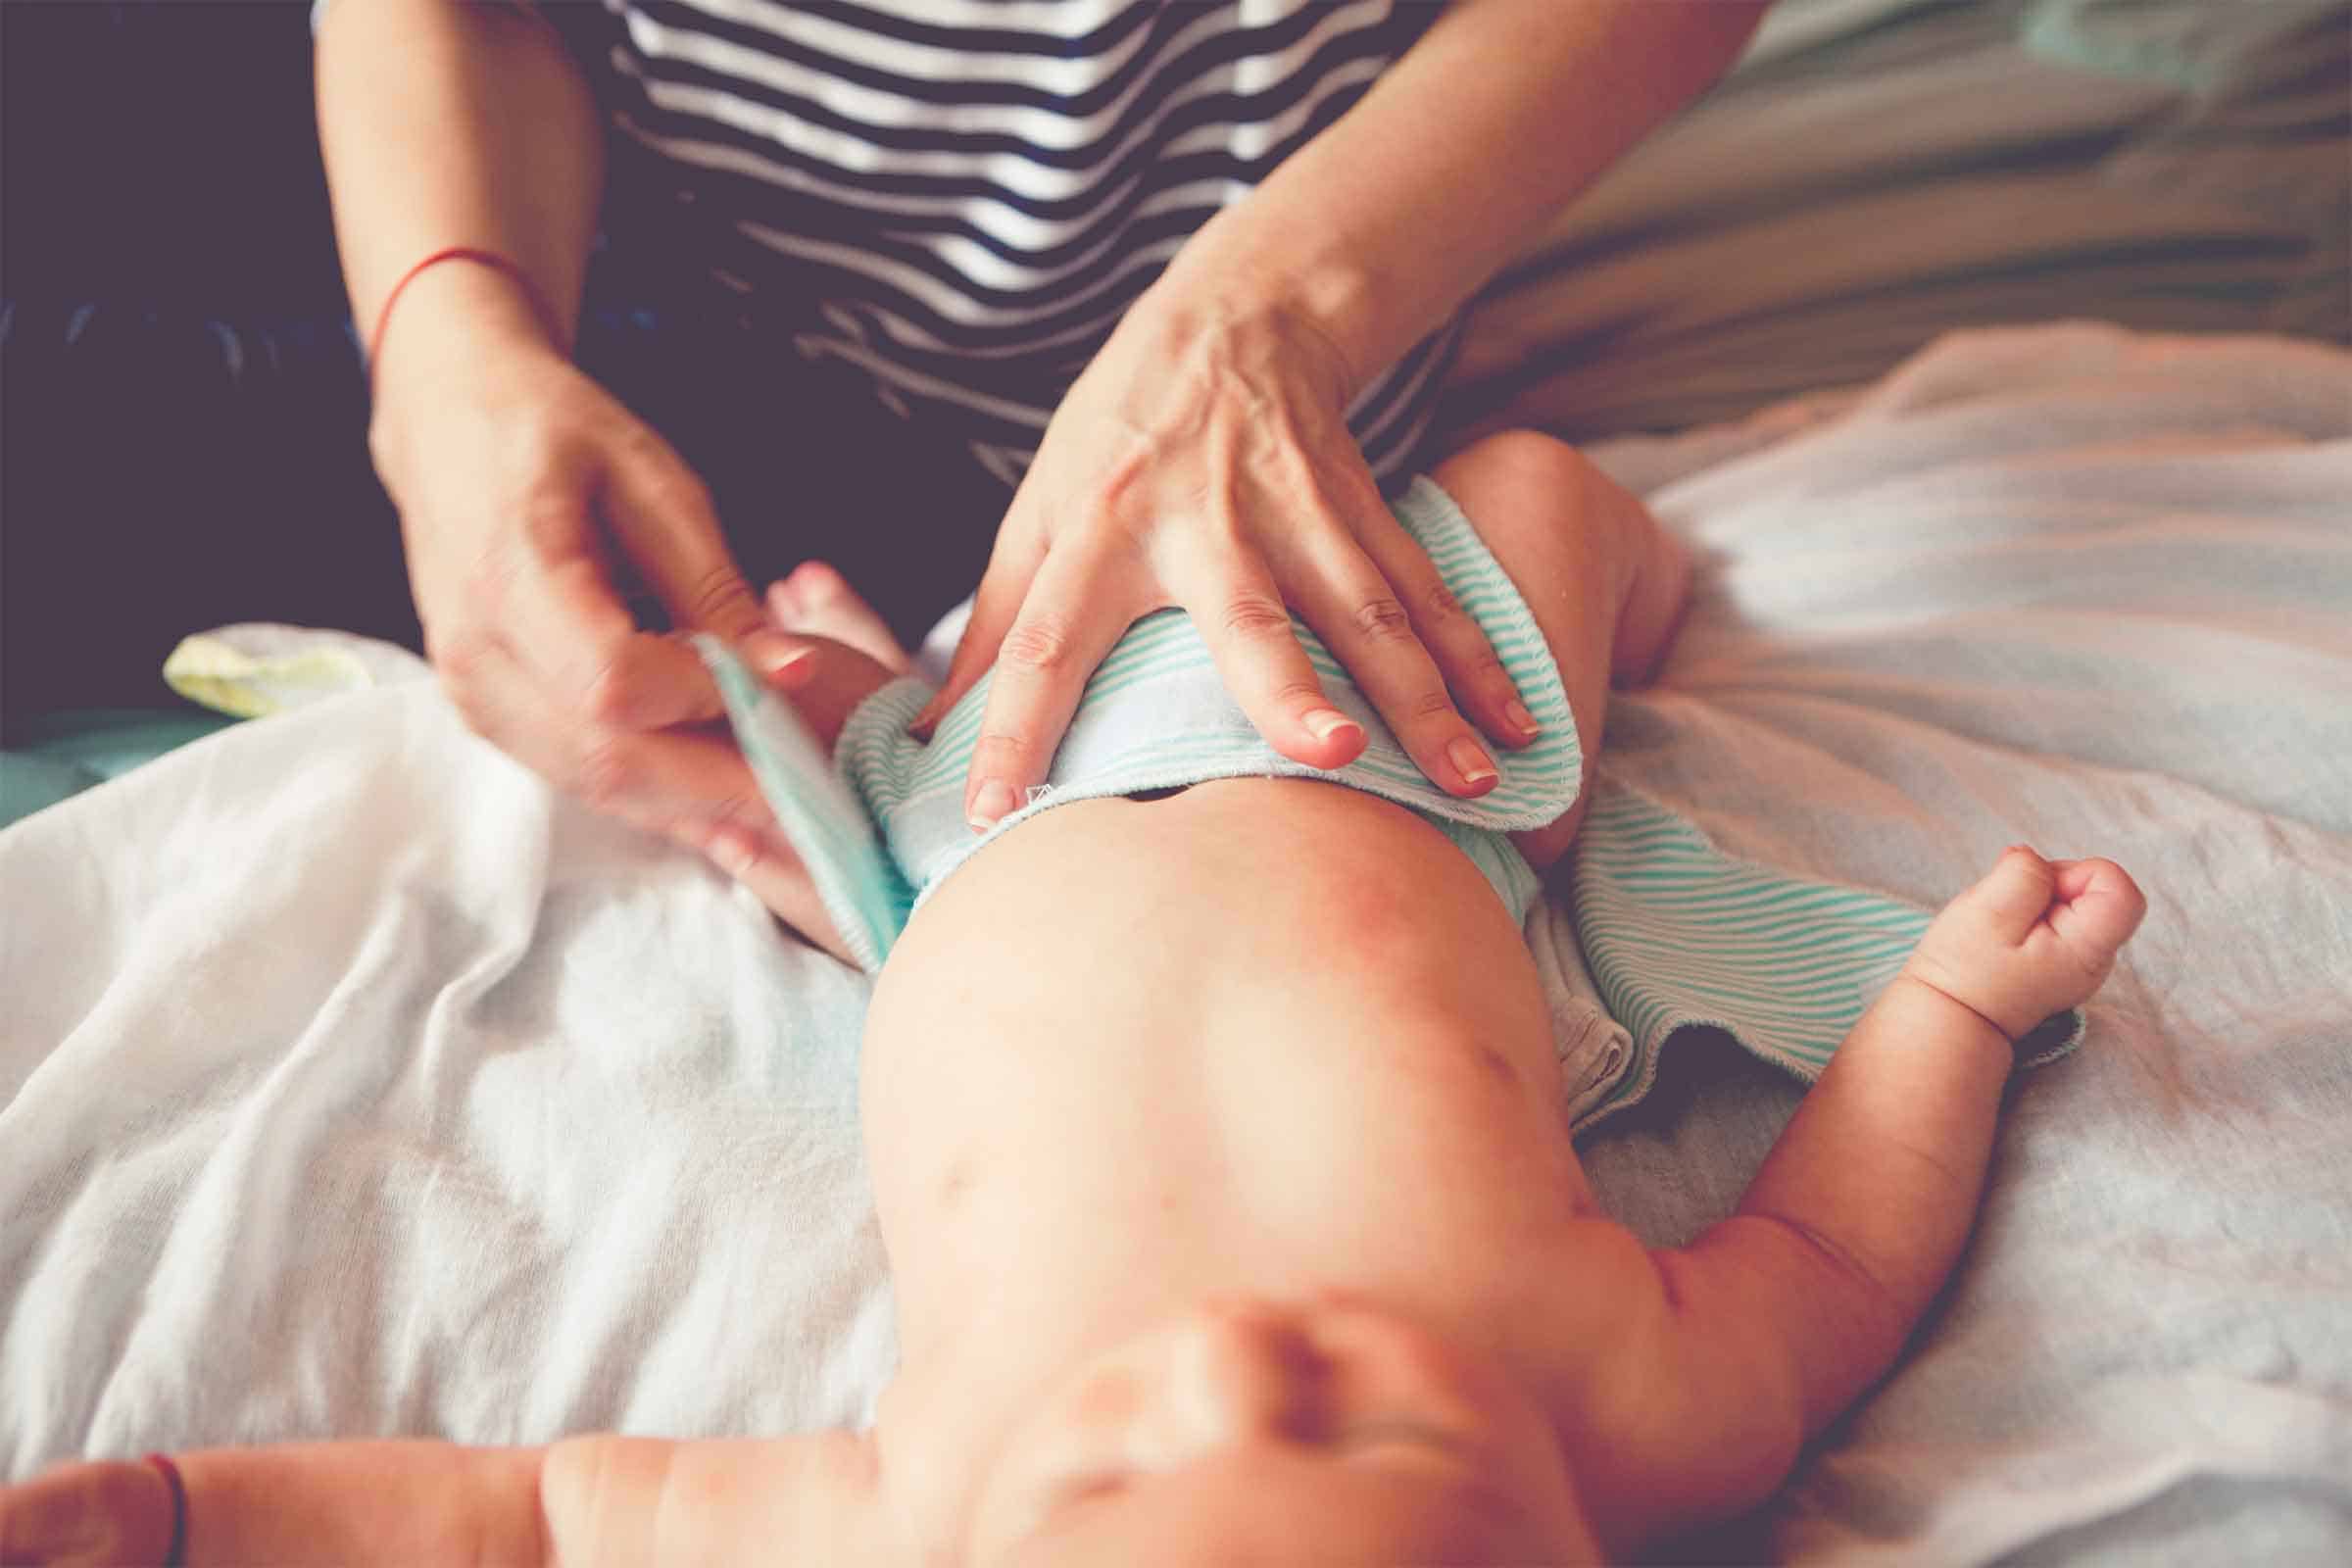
[1426,431,1677,868]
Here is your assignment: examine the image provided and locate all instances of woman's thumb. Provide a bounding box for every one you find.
[599,429,804,680]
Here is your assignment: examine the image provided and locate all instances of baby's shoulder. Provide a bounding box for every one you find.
[1525,1217,1814,1554]
[1514,1212,1665,1398]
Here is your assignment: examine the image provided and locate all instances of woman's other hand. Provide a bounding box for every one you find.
[912,290,1535,831]
[906,0,1774,832]
[368,263,806,882]
[318,0,807,886]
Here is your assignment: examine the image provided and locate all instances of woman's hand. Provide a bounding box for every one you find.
[911,290,1539,829]
[368,265,805,882]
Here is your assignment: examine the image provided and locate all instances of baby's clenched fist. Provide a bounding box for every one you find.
[1905,847,2146,1040]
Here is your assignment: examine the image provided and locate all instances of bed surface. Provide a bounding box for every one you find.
[6,0,2351,1558]
[6,323,2348,1564]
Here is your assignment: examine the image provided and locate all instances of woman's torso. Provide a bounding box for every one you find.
[559,0,1457,486]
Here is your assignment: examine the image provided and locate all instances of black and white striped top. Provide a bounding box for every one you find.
[555,0,1454,489]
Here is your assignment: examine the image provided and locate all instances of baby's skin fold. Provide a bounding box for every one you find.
[0,433,2145,1568]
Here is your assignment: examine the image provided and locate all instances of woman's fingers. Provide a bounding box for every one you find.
[491,427,784,738]
[459,617,864,965]
[1262,455,1520,791]
[932,518,1510,822]
[700,820,860,967]
[1350,501,1537,749]
[909,528,1048,739]
[955,539,1141,828]
[511,543,729,730]
[598,428,804,683]
[1161,536,1367,773]
[450,636,784,849]
[1275,519,1501,797]
[578,725,785,852]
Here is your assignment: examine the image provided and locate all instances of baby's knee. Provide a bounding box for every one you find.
[1435,427,1597,528]
[1430,429,1681,678]
[1431,430,1649,586]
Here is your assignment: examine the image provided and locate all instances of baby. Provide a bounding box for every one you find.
[1,432,2144,1566]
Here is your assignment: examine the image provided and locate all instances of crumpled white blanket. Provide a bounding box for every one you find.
[5,323,2348,1564]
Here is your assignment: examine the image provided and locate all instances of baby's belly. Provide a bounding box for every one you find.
[860,779,1590,1348]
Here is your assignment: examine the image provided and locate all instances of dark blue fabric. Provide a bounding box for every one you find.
[0,3,1006,731]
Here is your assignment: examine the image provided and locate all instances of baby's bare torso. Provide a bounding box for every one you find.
[861,780,1629,1482]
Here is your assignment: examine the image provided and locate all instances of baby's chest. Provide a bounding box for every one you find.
[875,1009,1587,1282]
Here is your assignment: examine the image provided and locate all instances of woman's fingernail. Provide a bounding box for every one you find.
[967,778,1017,830]
[1505,699,1540,737]
[1302,708,1360,744]
[1448,736,1498,787]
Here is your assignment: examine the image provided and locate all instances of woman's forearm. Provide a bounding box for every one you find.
[1157,0,1770,394]
[316,0,604,366]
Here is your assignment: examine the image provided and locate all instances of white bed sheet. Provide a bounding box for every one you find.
[5,323,2350,1563]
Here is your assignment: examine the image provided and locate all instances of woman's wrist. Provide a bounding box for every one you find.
[370,260,564,392]
[369,249,566,372]
[1128,244,1371,410]
[365,263,569,475]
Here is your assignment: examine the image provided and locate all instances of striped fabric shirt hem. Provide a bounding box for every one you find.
[565,0,1456,490]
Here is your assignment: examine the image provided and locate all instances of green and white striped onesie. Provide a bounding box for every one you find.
[704,477,2080,1129]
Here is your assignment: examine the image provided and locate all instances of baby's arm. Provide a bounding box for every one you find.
[1691,850,2143,1429]
[0,1431,880,1567]
[1,1442,550,1567]
[1585,848,2144,1546]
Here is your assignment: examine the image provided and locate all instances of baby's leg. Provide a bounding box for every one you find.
[765,560,911,677]
[1427,431,1689,870]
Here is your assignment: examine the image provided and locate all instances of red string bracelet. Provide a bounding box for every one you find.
[366,246,564,390]
[142,1452,189,1567]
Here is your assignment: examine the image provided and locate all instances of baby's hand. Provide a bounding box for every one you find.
[1906,846,2146,1039]
[0,1458,174,1568]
